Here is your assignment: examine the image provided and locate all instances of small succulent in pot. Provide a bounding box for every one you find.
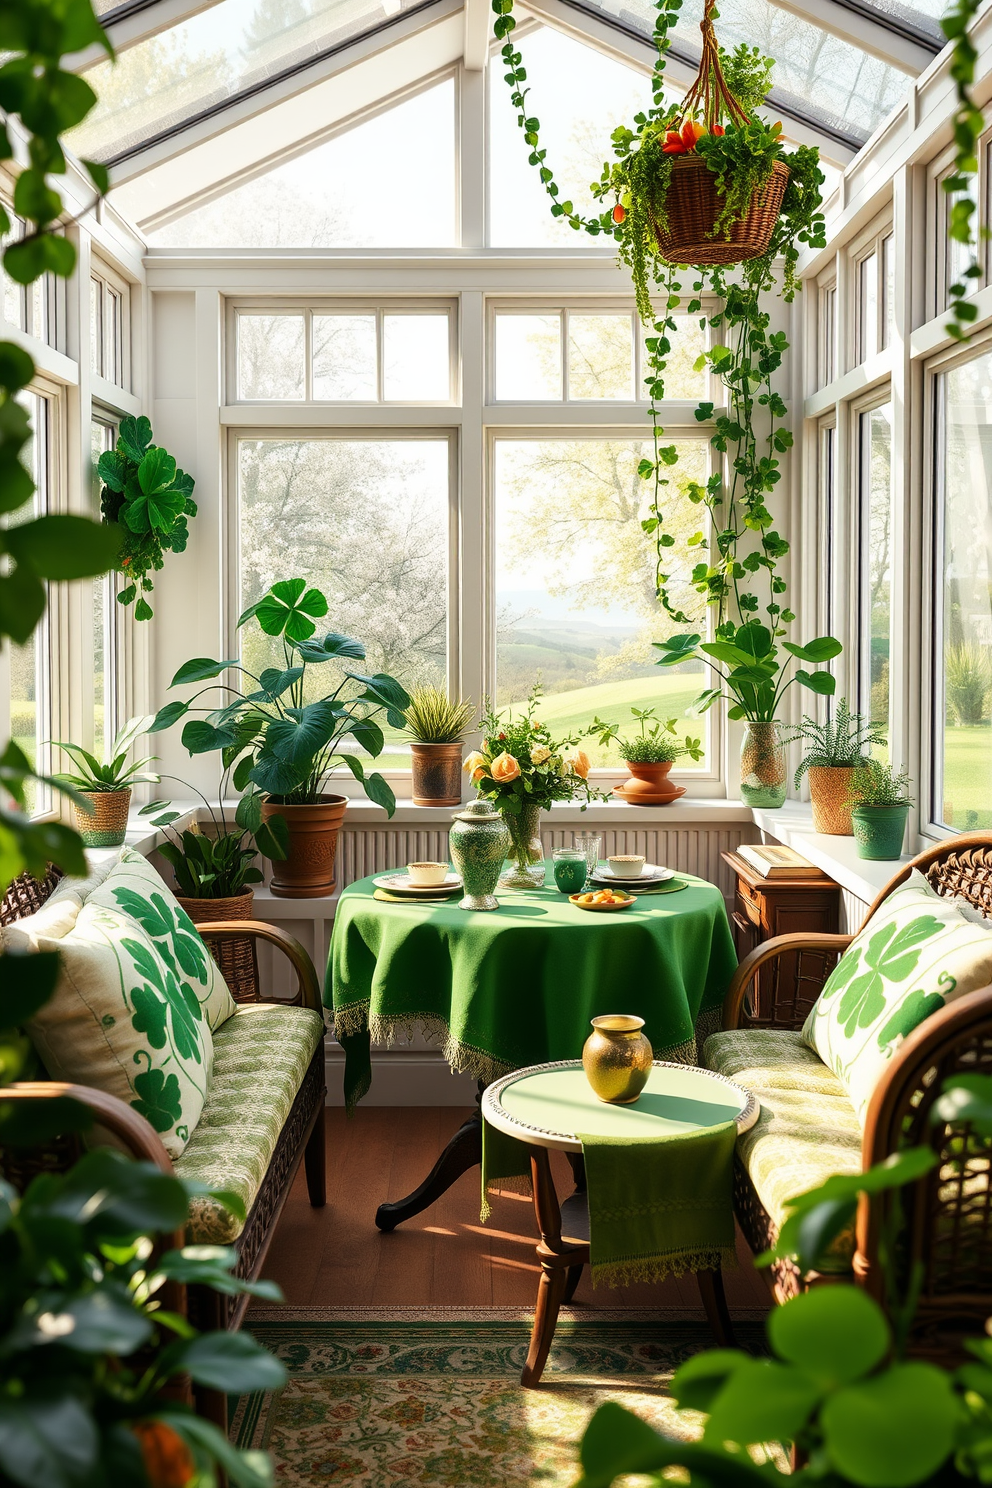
[52,714,160,847]
[847,759,914,862]
[404,686,475,807]
[785,700,888,836]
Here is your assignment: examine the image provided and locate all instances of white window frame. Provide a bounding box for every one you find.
[853,387,895,736]
[90,255,132,390]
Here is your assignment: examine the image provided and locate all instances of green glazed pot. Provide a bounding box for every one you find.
[449,800,512,911]
[852,803,909,860]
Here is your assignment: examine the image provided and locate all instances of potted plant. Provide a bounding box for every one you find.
[848,759,913,861]
[97,414,197,622]
[593,707,703,805]
[468,688,605,888]
[654,624,841,809]
[150,578,410,898]
[786,700,888,835]
[404,686,475,807]
[52,715,160,847]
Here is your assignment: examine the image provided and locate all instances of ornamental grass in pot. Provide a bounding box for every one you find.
[593,707,703,805]
[848,759,913,861]
[786,700,888,835]
[52,714,160,847]
[151,578,410,898]
[404,686,475,807]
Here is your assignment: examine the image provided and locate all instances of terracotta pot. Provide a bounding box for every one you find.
[177,889,255,1002]
[619,760,683,804]
[808,765,856,836]
[411,741,463,807]
[261,795,348,898]
[74,788,130,847]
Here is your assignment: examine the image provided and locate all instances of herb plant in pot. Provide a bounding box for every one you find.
[593,707,703,805]
[848,760,913,861]
[53,715,160,847]
[404,686,475,807]
[786,700,888,835]
[151,578,410,898]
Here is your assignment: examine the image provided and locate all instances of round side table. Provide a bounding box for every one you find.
[482,1059,759,1387]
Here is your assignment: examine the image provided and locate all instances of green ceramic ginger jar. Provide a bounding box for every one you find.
[449,800,512,911]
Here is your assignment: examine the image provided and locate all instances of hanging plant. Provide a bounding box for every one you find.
[98,414,197,621]
[493,0,835,738]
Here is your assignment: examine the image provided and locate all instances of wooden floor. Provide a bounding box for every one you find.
[260,1108,772,1313]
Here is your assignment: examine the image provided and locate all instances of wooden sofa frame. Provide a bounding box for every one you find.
[0,869,327,1338]
[724,832,992,1355]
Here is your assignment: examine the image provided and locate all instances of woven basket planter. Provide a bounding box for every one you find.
[74,788,131,847]
[177,889,257,1003]
[808,766,856,836]
[652,156,790,267]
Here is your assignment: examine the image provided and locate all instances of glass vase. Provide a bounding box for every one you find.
[498,801,546,888]
[740,720,788,809]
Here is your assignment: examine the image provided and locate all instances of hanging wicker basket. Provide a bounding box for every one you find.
[177,889,258,1004]
[647,0,789,268]
[652,156,790,266]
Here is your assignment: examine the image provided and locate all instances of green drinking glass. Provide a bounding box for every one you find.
[553,848,587,895]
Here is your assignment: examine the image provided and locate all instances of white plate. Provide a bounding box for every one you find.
[591,863,673,884]
[373,871,462,895]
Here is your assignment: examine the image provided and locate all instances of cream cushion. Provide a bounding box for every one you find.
[10,896,213,1158]
[803,868,992,1124]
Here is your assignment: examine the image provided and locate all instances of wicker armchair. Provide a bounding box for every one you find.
[0,867,327,1336]
[718,833,992,1356]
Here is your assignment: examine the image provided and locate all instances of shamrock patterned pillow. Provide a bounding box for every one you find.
[16,897,213,1157]
[803,869,992,1124]
[82,848,237,1032]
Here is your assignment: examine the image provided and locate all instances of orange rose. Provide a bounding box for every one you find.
[566,750,590,779]
[530,744,551,765]
[490,751,521,783]
[463,750,488,782]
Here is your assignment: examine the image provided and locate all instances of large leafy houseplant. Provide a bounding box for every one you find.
[98,415,197,622]
[151,578,410,896]
[142,767,290,902]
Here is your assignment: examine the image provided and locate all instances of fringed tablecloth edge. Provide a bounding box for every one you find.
[590,1244,738,1289]
[333,1001,517,1089]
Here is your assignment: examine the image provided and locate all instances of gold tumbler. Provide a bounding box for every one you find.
[582,1015,653,1104]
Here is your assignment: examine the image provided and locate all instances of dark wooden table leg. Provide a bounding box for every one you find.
[697,1265,735,1346]
[375,1086,484,1232]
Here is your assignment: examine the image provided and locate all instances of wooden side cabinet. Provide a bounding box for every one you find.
[721,850,840,1020]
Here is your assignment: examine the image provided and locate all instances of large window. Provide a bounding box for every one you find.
[237,435,451,768]
[859,401,893,753]
[90,264,129,389]
[494,437,710,768]
[12,392,54,814]
[934,350,992,830]
[491,309,705,402]
[91,417,119,759]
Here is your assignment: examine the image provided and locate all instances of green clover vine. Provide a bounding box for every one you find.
[942,0,988,342]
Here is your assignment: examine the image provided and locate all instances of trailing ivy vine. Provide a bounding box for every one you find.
[492,0,831,724]
[941,0,988,341]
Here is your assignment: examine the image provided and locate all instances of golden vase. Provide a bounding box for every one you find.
[582,1015,653,1105]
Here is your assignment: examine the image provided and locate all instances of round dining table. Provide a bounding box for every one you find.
[325,869,738,1229]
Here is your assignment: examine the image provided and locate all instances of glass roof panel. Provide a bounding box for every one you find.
[846,0,946,33]
[567,0,913,141]
[71,0,430,162]
[146,78,456,247]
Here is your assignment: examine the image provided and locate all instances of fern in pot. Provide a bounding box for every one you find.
[404,686,475,807]
[52,715,160,847]
[593,707,703,806]
[785,701,888,836]
[849,759,914,861]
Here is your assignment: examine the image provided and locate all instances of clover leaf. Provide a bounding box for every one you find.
[836,917,943,1038]
[131,1069,183,1133]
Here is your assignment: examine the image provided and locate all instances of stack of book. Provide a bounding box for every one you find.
[736,843,822,878]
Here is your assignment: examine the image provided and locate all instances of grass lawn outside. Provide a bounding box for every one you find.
[941,724,992,829]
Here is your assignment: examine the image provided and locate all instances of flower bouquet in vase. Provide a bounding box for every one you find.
[467,689,606,888]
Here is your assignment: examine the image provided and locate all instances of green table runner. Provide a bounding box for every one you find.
[482,1065,740,1284]
[327,872,736,1109]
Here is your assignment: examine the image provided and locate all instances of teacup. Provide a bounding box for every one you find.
[407,861,449,887]
[607,854,646,879]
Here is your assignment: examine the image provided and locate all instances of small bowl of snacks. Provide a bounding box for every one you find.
[407,861,450,887]
[569,888,635,912]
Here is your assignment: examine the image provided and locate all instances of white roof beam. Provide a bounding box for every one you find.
[68,0,226,71]
[767,0,938,75]
[464,0,491,68]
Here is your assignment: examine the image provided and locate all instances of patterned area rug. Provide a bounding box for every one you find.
[232,1308,767,1486]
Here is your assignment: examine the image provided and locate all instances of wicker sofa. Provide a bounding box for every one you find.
[0,859,327,1343]
[702,833,992,1356]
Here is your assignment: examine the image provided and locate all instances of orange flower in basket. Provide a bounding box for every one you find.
[490,751,521,783]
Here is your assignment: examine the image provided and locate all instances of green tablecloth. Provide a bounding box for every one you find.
[326,872,737,1108]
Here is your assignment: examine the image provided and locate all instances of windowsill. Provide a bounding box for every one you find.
[752,801,914,905]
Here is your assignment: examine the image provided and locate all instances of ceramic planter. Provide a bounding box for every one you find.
[852,803,910,861]
[261,794,348,898]
[410,742,463,807]
[74,788,130,847]
[449,799,511,910]
[740,721,787,809]
[177,889,255,1001]
[808,765,857,835]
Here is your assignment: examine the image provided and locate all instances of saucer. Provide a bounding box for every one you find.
[591,863,674,885]
[612,784,687,806]
[373,872,461,896]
